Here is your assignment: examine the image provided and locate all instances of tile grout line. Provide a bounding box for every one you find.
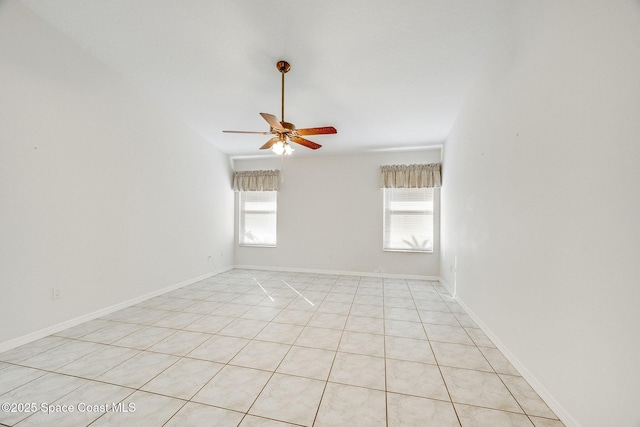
[382,279,389,427]
[413,279,463,427]
[242,275,328,426]
[308,275,351,427]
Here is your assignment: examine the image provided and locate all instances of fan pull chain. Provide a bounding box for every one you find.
[280,152,285,183]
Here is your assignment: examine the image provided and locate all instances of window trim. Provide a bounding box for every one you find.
[382,187,434,253]
[238,191,277,248]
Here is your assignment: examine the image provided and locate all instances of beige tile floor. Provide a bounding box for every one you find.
[0,269,565,426]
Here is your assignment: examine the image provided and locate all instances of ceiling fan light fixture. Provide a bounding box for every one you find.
[284,142,294,155]
[272,141,284,155]
[272,140,293,156]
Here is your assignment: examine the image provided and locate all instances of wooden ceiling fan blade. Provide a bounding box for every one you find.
[260,113,286,131]
[295,126,337,136]
[290,136,322,150]
[260,137,281,150]
[223,130,271,134]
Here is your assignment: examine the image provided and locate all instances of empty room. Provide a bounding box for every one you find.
[1,1,638,426]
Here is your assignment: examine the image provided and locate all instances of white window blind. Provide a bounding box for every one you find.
[239,191,277,247]
[383,187,433,253]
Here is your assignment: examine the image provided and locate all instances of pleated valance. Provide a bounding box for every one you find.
[233,170,280,191]
[380,163,441,188]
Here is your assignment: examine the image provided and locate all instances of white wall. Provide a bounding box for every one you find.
[233,149,441,277]
[440,2,640,426]
[0,2,234,346]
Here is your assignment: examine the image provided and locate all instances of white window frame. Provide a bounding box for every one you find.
[238,191,277,247]
[383,187,434,253]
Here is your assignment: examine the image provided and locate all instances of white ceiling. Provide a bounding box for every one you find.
[22,0,510,158]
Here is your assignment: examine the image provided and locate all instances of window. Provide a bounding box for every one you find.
[383,187,433,252]
[239,191,277,247]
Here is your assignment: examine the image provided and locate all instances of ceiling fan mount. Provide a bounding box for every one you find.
[223,60,337,155]
[276,60,291,74]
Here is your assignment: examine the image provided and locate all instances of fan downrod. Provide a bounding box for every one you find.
[276,61,290,122]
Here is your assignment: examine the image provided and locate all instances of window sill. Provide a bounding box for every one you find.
[383,249,433,254]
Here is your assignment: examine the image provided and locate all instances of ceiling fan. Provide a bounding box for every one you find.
[223,61,337,155]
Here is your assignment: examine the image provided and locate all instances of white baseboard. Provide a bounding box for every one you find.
[0,267,232,354]
[438,276,456,297]
[448,287,580,427]
[232,264,440,281]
